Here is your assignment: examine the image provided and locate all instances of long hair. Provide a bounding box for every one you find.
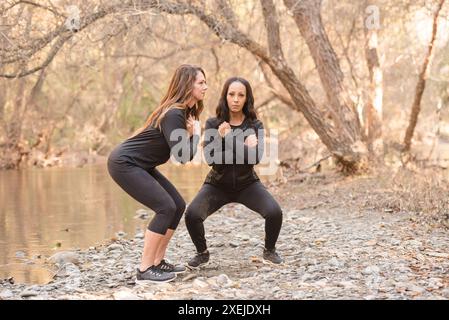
[133,64,205,136]
[215,77,257,123]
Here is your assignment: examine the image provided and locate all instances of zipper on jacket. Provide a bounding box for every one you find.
[232,164,236,190]
[232,132,236,190]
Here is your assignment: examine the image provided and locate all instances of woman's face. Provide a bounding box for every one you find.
[191,71,208,104]
[227,81,246,114]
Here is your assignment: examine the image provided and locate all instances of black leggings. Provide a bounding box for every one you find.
[107,161,185,235]
[185,181,283,252]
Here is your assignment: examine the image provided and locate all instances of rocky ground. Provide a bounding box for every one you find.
[1,170,448,300]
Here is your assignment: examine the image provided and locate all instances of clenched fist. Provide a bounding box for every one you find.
[186,115,195,137]
[244,134,258,147]
[218,121,231,138]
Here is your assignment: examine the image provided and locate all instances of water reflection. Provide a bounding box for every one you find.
[0,163,210,284]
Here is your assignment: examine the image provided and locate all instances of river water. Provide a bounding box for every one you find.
[0,163,213,285]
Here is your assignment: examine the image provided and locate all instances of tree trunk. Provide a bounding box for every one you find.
[364,1,384,159]
[0,82,5,126]
[403,0,445,152]
[266,61,363,170]
[283,0,362,143]
[3,9,33,168]
[254,0,363,171]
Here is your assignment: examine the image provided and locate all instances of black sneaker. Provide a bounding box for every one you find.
[155,259,186,274]
[263,248,283,265]
[187,250,210,269]
[136,266,176,283]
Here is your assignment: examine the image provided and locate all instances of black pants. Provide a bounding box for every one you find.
[107,161,185,235]
[185,181,283,252]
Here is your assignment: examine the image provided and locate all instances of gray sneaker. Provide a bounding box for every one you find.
[136,266,176,283]
[155,259,186,274]
[187,250,210,269]
[263,248,283,264]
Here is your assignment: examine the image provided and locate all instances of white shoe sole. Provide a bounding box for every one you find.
[262,258,283,265]
[173,268,187,274]
[135,273,177,284]
[186,261,210,270]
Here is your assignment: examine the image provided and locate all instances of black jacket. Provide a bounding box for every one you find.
[203,116,264,191]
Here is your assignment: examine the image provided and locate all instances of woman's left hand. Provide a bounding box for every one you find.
[244,134,258,147]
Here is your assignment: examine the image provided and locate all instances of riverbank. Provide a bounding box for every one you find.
[1,167,448,300]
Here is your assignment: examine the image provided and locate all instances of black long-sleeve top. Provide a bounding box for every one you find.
[108,108,199,170]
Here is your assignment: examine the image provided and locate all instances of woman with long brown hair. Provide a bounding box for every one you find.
[107,64,208,283]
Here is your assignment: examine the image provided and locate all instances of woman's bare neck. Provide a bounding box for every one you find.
[229,112,245,126]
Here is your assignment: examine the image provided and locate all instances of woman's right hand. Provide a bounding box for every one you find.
[218,121,231,138]
[186,115,195,137]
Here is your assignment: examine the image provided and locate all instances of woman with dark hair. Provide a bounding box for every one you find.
[107,64,208,283]
[185,77,283,269]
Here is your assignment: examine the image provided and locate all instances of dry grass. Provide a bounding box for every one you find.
[277,165,449,229]
[371,166,449,228]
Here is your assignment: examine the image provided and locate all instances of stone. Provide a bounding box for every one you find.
[20,289,39,298]
[441,288,449,297]
[182,274,196,282]
[113,290,141,300]
[292,291,306,299]
[364,239,378,246]
[337,281,356,288]
[425,251,449,259]
[328,257,343,268]
[134,209,150,219]
[134,232,144,239]
[143,293,155,300]
[107,244,124,252]
[15,251,26,258]
[115,231,127,238]
[192,279,209,289]
[216,274,233,288]
[395,275,409,282]
[229,241,239,248]
[297,217,313,223]
[47,251,80,266]
[362,266,380,275]
[0,289,14,299]
[406,284,426,294]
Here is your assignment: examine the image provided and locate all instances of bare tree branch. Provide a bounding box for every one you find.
[335,15,360,89]
[0,1,21,16]
[105,43,198,61]
[260,0,284,59]
[258,59,295,109]
[215,0,238,28]
[156,0,272,62]
[210,46,220,74]
[255,94,276,111]
[1,2,122,61]
[0,30,17,49]
[0,0,66,18]
[0,4,120,77]
[0,33,71,78]
[403,0,446,152]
